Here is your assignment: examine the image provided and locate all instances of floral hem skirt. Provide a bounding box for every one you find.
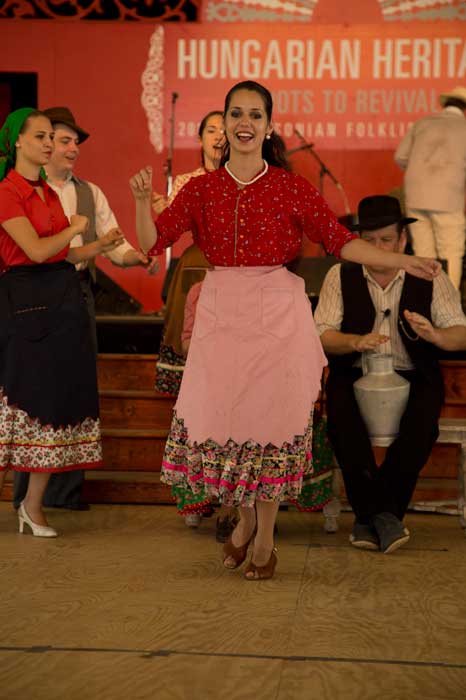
[291,416,335,512]
[161,409,314,508]
[170,484,214,516]
[0,262,102,473]
[155,344,186,397]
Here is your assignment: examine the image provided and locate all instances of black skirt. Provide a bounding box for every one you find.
[0,261,102,472]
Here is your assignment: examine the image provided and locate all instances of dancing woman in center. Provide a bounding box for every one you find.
[130,81,440,580]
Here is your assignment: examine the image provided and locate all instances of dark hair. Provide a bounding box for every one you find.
[198,110,223,167]
[221,80,290,170]
[198,110,223,138]
[444,97,466,111]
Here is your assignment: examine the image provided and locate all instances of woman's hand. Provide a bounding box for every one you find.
[98,227,125,253]
[129,166,153,201]
[152,191,168,215]
[69,214,89,236]
[122,249,159,274]
[402,255,441,280]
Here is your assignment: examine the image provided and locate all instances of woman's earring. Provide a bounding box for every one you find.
[266,134,271,140]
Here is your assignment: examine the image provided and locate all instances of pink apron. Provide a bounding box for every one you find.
[175,266,327,447]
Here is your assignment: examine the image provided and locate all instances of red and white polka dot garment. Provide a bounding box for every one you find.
[150,166,356,265]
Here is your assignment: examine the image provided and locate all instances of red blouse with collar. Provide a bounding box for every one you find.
[0,169,70,268]
[151,166,356,265]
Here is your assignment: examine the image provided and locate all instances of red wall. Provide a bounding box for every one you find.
[0,21,424,309]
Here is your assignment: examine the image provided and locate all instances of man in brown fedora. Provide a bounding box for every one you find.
[395,86,466,290]
[315,195,466,553]
[13,106,157,512]
[41,106,157,350]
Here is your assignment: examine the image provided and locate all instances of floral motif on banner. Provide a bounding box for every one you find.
[379,0,466,22]
[0,0,201,21]
[202,0,466,23]
[141,25,164,154]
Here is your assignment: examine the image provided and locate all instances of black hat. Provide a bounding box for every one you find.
[350,195,417,232]
[42,107,89,143]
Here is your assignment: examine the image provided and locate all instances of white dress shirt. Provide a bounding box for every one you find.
[315,265,466,370]
[47,173,135,270]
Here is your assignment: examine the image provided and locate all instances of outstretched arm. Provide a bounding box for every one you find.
[340,238,441,281]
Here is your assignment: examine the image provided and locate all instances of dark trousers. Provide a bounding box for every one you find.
[13,274,97,509]
[326,367,444,523]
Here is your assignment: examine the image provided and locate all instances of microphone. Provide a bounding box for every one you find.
[286,144,315,156]
[171,92,179,103]
[287,128,315,156]
[382,309,391,318]
[294,128,306,142]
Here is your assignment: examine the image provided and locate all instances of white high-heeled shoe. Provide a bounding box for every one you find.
[18,503,58,538]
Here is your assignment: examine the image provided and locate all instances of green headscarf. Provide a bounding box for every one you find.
[0,107,39,182]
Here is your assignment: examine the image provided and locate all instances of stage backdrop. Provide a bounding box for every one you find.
[0,13,465,311]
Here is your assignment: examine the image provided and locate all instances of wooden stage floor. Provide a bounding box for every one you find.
[1,505,466,700]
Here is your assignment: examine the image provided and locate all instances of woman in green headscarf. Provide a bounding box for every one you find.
[0,108,121,537]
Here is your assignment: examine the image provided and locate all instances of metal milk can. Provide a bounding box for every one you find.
[354,353,410,447]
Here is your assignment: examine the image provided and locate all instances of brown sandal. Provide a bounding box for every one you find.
[222,532,255,570]
[244,549,277,580]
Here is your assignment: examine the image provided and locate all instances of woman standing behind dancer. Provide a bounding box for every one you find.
[153,111,224,398]
[0,108,122,537]
[153,111,237,539]
[130,81,440,580]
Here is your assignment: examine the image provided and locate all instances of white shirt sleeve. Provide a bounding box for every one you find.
[314,264,344,336]
[431,271,466,329]
[394,126,414,170]
[87,181,135,267]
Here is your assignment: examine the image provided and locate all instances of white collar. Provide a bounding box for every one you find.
[363,266,405,292]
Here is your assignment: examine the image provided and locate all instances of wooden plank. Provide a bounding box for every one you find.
[97,354,158,391]
[412,478,460,503]
[441,361,466,401]
[102,434,167,471]
[373,444,460,479]
[99,394,175,429]
[81,478,173,504]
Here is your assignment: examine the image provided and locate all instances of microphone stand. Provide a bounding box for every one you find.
[164,91,178,272]
[293,129,351,216]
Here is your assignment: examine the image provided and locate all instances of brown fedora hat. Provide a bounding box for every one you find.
[350,195,417,232]
[42,106,89,143]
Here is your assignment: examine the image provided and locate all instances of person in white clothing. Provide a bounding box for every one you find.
[395,86,466,289]
[42,106,157,350]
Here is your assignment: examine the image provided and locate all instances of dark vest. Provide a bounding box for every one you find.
[74,177,97,281]
[329,263,439,379]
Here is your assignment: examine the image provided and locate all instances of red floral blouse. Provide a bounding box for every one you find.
[150,165,356,266]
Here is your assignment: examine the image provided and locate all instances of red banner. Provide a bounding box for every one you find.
[142,23,466,151]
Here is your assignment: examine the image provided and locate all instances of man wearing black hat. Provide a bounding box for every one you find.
[315,195,466,553]
[13,107,157,512]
